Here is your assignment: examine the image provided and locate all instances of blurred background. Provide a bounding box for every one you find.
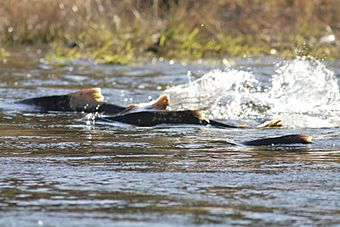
[0,0,339,62]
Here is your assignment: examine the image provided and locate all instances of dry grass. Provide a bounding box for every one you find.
[0,0,339,61]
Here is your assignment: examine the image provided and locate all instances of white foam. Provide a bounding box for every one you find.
[164,57,340,128]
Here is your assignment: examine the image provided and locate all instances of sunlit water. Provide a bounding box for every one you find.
[165,57,340,128]
[0,48,339,226]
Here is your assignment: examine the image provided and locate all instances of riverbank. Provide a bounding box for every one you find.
[0,0,339,64]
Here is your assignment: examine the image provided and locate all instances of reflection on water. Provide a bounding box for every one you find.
[0,48,339,226]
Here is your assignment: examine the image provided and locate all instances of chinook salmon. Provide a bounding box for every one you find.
[98,109,209,126]
[15,88,313,146]
[17,88,169,114]
[241,134,313,146]
[17,88,282,128]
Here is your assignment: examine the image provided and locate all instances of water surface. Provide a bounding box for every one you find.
[0,48,339,226]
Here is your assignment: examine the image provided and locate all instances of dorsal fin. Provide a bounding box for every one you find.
[127,94,169,110]
[71,88,104,102]
[189,109,210,124]
[69,88,104,110]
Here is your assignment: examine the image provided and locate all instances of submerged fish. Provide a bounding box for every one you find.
[98,109,282,128]
[16,88,168,114]
[241,134,312,146]
[98,109,209,126]
[15,88,312,146]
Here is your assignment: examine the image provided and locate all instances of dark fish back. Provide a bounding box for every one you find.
[17,95,72,112]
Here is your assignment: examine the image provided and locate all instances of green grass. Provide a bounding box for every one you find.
[0,48,8,58]
[1,0,339,63]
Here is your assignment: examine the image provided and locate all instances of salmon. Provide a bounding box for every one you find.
[16,88,168,114]
[15,88,313,146]
[98,109,209,127]
[242,134,312,146]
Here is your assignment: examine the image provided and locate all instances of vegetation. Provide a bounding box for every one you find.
[0,0,339,63]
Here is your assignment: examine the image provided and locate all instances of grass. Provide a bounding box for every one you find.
[0,0,339,64]
[0,48,8,58]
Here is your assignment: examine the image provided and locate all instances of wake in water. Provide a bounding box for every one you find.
[164,57,340,128]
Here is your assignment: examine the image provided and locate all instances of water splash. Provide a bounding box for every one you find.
[268,57,339,128]
[269,57,338,113]
[164,57,340,128]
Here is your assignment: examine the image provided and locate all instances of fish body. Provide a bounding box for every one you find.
[14,88,313,146]
[242,134,312,146]
[17,95,72,112]
[99,110,209,127]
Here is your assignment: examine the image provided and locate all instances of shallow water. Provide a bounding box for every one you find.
[0,48,339,226]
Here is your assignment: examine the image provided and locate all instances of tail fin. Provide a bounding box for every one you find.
[71,88,104,102]
[127,94,169,111]
[69,88,104,110]
[190,110,210,125]
[256,119,282,128]
[242,134,312,146]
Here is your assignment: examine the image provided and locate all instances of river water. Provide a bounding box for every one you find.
[0,48,339,226]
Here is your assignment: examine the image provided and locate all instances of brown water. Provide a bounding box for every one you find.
[0,48,339,226]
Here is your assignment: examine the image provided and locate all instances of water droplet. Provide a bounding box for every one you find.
[222,59,232,67]
[72,5,78,12]
[270,49,277,55]
[320,34,336,44]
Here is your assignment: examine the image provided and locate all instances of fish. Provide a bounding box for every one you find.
[16,88,168,114]
[99,110,282,129]
[98,109,209,126]
[16,88,282,128]
[15,88,313,146]
[241,134,312,146]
